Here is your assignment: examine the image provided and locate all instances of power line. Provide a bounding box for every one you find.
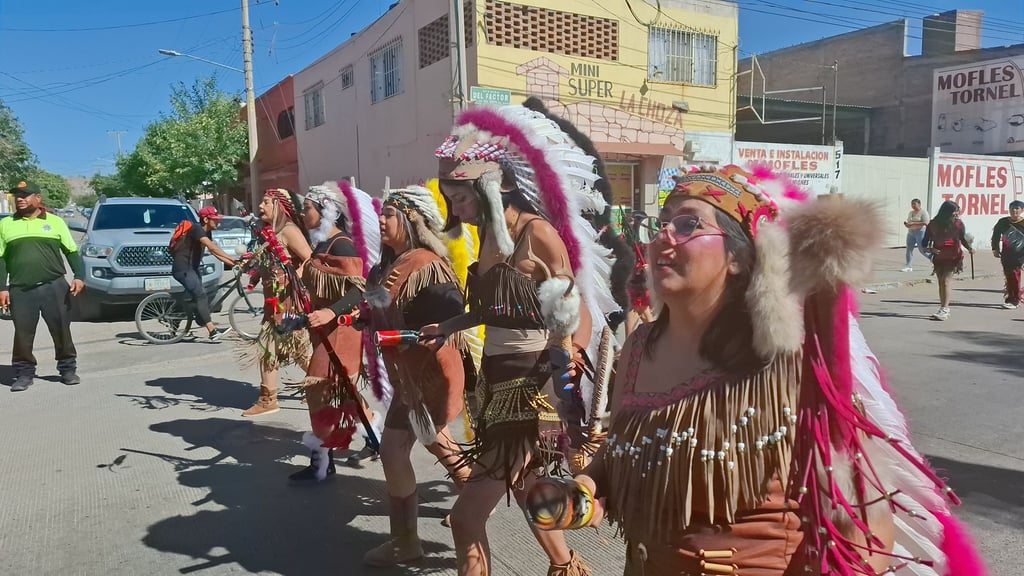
[0,7,241,33]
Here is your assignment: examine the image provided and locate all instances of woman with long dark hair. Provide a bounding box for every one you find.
[524,166,986,575]
[289,181,382,482]
[241,188,313,417]
[923,200,974,321]
[359,185,472,567]
[423,104,620,576]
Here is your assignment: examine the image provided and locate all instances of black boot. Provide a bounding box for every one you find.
[289,433,336,482]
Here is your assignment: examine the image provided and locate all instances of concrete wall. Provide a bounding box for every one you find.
[738,22,908,108]
[294,0,460,196]
[841,154,931,247]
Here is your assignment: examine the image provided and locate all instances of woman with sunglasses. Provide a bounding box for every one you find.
[526,166,986,575]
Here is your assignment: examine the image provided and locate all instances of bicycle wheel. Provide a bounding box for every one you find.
[228,289,264,341]
[135,292,193,345]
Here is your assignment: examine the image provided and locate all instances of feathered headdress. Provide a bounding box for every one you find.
[334,180,381,278]
[382,185,449,259]
[305,182,347,246]
[662,164,806,359]
[522,97,634,331]
[437,105,623,428]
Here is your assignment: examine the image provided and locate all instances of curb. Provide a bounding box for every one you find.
[862,272,1002,293]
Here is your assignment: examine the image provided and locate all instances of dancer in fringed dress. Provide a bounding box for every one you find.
[524,165,988,576]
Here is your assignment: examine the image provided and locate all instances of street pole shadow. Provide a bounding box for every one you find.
[129,376,257,411]
[927,453,1024,531]
[142,417,453,575]
[936,331,1024,378]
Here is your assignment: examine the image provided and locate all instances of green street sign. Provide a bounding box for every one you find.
[470,86,512,106]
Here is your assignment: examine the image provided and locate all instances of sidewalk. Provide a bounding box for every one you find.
[865,246,1004,291]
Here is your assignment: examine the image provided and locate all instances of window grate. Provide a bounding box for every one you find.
[648,27,718,86]
[303,83,325,130]
[370,37,404,104]
[484,0,617,61]
[340,65,353,90]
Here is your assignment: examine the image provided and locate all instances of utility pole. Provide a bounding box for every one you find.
[242,0,260,211]
[107,130,127,158]
[450,0,469,115]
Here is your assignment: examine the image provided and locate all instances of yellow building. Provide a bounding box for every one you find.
[294,0,738,214]
[470,0,739,212]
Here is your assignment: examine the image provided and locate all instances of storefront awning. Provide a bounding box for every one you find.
[595,142,684,157]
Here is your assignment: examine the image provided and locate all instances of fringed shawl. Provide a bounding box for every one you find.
[603,339,801,541]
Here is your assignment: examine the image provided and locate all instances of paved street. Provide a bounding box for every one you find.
[0,275,1021,575]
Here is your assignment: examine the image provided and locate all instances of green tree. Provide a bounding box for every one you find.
[117,76,247,198]
[88,172,132,198]
[75,193,98,209]
[0,100,37,188]
[28,168,71,208]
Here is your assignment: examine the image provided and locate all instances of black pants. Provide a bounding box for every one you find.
[172,268,212,326]
[10,277,77,376]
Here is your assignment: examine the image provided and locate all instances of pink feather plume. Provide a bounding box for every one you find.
[456,107,583,274]
[937,511,989,576]
[372,197,383,216]
[750,163,810,203]
[338,179,372,277]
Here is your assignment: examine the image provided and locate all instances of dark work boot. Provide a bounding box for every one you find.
[11,374,34,392]
[60,370,81,386]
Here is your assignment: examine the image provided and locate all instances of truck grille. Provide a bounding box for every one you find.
[116,245,173,267]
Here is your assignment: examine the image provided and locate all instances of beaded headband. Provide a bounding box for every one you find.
[665,165,780,239]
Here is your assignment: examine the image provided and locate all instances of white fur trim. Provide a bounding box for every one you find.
[747,222,803,358]
[302,430,325,451]
[538,277,581,338]
[479,172,514,256]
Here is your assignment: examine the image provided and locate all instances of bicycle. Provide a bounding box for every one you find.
[134,265,263,345]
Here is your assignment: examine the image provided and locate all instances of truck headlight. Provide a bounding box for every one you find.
[83,244,114,258]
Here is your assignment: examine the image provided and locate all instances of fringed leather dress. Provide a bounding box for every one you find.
[602,323,805,576]
[301,233,365,443]
[366,248,467,434]
[462,228,567,486]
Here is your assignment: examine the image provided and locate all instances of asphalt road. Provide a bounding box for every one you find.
[0,276,1020,575]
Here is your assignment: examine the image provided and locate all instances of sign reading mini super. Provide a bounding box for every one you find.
[931,56,1024,155]
[930,151,1024,236]
[732,141,844,197]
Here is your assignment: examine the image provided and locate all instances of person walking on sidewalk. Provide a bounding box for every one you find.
[923,200,974,321]
[0,180,85,391]
[169,206,237,339]
[902,198,930,272]
[991,200,1024,309]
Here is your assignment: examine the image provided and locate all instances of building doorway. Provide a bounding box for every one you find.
[606,162,638,211]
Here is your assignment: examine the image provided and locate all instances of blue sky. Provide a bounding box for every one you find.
[1,0,1021,177]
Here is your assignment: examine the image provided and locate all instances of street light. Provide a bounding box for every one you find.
[158,47,258,211]
[158,49,244,73]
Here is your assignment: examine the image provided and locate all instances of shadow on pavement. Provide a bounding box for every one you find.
[935,331,1024,378]
[880,299,1005,310]
[142,417,453,575]
[927,453,1024,530]
[116,376,257,411]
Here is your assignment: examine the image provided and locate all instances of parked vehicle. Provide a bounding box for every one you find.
[211,216,254,266]
[68,196,224,320]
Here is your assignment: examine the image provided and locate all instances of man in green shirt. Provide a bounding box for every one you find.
[0,180,85,391]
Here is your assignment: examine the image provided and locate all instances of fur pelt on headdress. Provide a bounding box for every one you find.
[747,221,803,358]
[477,170,514,256]
[786,196,884,295]
[307,182,345,246]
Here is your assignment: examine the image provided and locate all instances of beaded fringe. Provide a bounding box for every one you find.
[604,354,801,538]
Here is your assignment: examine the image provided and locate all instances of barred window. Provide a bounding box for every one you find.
[340,65,353,90]
[648,27,717,86]
[370,37,404,103]
[303,83,325,130]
